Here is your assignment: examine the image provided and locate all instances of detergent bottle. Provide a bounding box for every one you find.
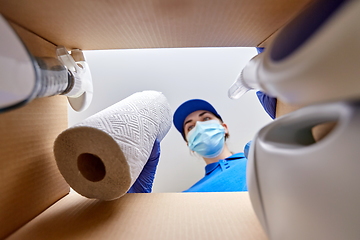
[247,100,360,240]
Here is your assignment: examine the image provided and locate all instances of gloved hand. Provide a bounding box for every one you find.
[256,91,277,119]
[254,47,277,120]
[256,47,265,54]
[127,139,160,193]
[244,140,252,159]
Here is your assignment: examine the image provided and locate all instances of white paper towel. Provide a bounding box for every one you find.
[54,90,171,200]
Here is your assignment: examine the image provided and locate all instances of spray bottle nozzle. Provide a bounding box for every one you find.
[228,53,264,100]
[228,71,252,99]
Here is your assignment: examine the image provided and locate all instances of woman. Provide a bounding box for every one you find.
[128,47,275,193]
[173,99,248,192]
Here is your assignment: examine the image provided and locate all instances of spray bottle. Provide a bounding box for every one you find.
[228,0,360,105]
[0,14,93,113]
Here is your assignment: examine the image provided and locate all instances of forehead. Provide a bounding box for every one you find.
[184,110,214,124]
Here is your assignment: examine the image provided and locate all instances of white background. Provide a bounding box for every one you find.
[68,47,272,193]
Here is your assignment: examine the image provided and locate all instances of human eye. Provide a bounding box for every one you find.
[203,116,211,121]
[188,125,195,132]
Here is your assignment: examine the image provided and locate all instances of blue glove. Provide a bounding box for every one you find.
[127,139,160,193]
[256,47,265,54]
[254,47,277,119]
[244,140,252,159]
[256,91,277,119]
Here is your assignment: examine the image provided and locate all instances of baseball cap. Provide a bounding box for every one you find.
[173,99,222,139]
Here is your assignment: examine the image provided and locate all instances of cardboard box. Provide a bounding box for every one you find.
[7,192,267,240]
[0,22,70,239]
[0,0,310,50]
[0,1,312,239]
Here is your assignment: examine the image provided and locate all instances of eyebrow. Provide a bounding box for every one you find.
[183,111,208,129]
[199,111,208,117]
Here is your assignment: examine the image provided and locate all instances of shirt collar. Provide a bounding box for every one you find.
[205,162,219,175]
[225,152,245,160]
[204,152,246,175]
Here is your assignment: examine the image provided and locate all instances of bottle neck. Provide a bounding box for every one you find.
[34,57,70,98]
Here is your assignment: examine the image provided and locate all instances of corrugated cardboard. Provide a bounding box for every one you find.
[0,1,320,239]
[257,30,278,48]
[7,192,267,240]
[275,100,305,118]
[0,22,70,239]
[0,0,311,50]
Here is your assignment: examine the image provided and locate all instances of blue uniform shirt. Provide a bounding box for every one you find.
[183,152,248,192]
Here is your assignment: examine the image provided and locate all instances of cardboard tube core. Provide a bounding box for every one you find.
[77,153,106,182]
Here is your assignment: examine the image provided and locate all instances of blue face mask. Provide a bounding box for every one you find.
[187,120,226,158]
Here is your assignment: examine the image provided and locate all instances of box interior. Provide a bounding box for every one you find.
[0,1,314,239]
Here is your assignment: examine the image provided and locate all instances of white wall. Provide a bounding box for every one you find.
[68,47,272,193]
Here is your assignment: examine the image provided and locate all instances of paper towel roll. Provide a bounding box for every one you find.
[54,90,171,200]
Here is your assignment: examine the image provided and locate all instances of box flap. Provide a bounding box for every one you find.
[7,192,268,240]
[0,0,310,50]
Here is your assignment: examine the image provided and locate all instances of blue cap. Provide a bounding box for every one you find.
[173,99,222,139]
